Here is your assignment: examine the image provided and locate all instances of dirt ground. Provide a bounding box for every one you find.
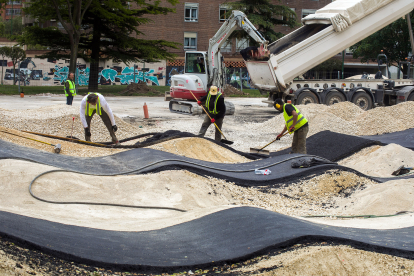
[1,99,414,275]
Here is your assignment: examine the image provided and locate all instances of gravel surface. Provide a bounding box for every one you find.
[2,99,414,275]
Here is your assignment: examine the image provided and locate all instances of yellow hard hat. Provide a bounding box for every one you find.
[210,86,218,95]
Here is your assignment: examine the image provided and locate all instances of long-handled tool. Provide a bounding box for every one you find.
[70,117,75,138]
[1,130,61,153]
[189,90,233,145]
[250,131,289,155]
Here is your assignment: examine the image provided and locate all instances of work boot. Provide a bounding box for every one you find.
[111,133,119,145]
[85,136,91,142]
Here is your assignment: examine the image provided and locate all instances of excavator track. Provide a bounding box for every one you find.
[169,100,235,116]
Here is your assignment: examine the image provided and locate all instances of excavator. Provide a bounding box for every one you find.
[166,10,269,115]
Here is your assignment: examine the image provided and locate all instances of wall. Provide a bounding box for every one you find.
[0,57,167,86]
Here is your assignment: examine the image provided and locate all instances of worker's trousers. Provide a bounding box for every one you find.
[85,109,118,143]
[292,124,309,154]
[66,95,73,105]
[198,115,224,141]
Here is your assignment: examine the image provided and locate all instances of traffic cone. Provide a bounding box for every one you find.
[143,102,149,119]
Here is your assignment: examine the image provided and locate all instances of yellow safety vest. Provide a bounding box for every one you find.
[283,103,308,134]
[64,79,76,96]
[206,92,222,114]
[85,93,102,116]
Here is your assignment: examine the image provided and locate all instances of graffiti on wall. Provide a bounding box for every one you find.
[1,57,166,86]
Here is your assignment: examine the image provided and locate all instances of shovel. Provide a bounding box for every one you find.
[189,91,234,145]
[250,131,288,155]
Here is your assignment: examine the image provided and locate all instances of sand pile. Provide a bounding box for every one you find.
[0,104,144,142]
[0,126,126,157]
[119,82,161,96]
[334,178,414,216]
[242,101,414,141]
[148,137,250,163]
[339,143,414,177]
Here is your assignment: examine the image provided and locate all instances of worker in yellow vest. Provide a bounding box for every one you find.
[64,72,76,105]
[80,93,119,144]
[274,98,309,154]
[197,86,226,141]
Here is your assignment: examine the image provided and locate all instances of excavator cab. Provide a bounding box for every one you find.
[185,52,207,74]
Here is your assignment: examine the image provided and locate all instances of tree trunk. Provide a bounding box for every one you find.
[12,64,15,85]
[88,16,101,92]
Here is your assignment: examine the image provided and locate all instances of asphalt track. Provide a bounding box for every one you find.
[1,130,414,268]
[363,128,414,150]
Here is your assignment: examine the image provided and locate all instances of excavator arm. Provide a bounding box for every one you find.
[207,10,268,90]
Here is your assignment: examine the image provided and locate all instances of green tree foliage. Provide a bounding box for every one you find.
[22,0,93,72]
[8,45,25,85]
[20,0,180,91]
[0,16,24,38]
[0,46,11,84]
[350,11,414,68]
[224,0,299,44]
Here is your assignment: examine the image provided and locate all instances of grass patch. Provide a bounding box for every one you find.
[0,85,263,98]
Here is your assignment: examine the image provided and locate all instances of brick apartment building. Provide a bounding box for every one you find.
[138,0,377,78]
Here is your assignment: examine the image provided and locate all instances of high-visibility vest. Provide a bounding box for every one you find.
[283,103,308,134]
[64,79,76,96]
[206,92,222,114]
[85,92,102,116]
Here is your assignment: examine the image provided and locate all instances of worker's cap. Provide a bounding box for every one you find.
[209,86,218,95]
[274,98,284,110]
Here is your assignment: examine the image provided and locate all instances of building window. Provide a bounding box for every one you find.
[219,5,229,22]
[184,32,197,51]
[236,37,249,52]
[301,9,316,19]
[185,3,198,22]
[6,8,21,15]
[7,1,21,5]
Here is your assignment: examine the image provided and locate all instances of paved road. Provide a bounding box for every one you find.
[0,94,273,120]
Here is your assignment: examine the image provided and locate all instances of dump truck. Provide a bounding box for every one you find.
[243,0,414,110]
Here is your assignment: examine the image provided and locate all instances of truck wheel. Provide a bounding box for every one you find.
[352,92,372,110]
[407,93,414,101]
[297,91,318,105]
[325,91,345,105]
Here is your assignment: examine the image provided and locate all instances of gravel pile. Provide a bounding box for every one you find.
[204,170,377,217]
[0,104,144,143]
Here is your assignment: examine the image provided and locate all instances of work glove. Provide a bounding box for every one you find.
[289,126,295,132]
[211,118,215,124]
[112,125,118,132]
[276,133,283,140]
[197,101,201,106]
[84,127,91,137]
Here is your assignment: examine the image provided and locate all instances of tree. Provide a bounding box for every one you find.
[224,0,299,45]
[350,11,414,72]
[23,0,93,72]
[20,0,180,91]
[0,46,11,85]
[9,45,25,85]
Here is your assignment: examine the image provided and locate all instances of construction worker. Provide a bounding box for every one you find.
[80,93,119,144]
[64,72,76,105]
[274,98,309,154]
[196,56,205,73]
[197,86,226,141]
